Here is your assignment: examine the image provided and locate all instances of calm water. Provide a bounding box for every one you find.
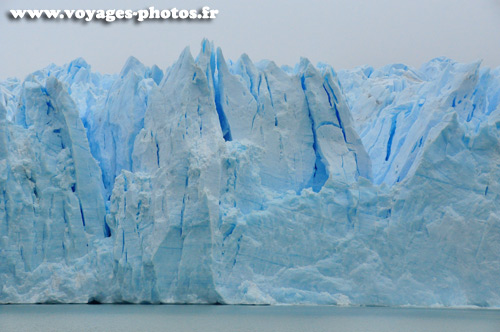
[0,305,499,332]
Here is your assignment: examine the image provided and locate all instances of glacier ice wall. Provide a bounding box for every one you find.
[1,41,500,306]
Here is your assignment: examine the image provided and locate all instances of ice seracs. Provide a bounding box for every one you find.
[1,41,499,307]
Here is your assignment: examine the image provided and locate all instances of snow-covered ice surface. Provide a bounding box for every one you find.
[1,41,500,306]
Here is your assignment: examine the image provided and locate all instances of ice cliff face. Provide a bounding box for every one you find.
[1,41,500,306]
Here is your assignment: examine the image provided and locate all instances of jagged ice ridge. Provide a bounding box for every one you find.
[1,40,500,306]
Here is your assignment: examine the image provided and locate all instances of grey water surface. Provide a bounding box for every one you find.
[1,305,499,332]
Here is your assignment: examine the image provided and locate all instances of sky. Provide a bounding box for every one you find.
[1,0,500,79]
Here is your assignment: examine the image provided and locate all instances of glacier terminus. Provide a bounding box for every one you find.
[1,41,499,307]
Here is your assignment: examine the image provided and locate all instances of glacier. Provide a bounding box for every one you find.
[1,40,500,306]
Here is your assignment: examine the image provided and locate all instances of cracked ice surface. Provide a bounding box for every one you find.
[1,41,500,306]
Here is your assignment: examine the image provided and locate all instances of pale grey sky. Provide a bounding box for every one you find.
[1,0,500,79]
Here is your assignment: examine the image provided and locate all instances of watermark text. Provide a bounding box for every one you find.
[9,6,219,22]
